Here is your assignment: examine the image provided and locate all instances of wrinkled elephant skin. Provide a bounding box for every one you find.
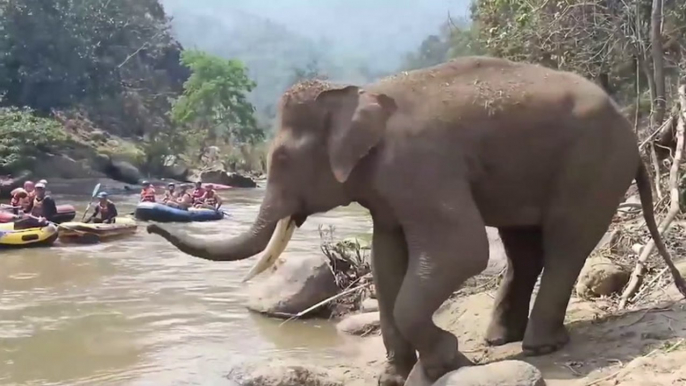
[147,56,685,385]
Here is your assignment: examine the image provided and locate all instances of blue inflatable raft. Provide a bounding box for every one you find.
[134,202,225,223]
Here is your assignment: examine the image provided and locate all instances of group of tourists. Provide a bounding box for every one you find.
[8,179,57,229]
[139,181,223,210]
[7,179,119,226]
[5,179,222,230]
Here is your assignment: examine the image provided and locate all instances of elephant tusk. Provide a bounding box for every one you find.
[241,216,297,282]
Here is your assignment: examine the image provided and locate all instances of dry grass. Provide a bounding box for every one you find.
[317,225,373,318]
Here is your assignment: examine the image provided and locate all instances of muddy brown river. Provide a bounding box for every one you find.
[0,181,507,385]
[0,184,376,385]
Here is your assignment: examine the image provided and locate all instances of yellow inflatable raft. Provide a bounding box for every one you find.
[57,217,138,243]
[0,222,59,248]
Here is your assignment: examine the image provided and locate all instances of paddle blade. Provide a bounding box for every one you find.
[91,183,101,198]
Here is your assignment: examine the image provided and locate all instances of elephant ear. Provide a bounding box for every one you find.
[315,86,397,183]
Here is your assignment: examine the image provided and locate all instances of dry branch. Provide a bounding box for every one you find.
[619,84,686,308]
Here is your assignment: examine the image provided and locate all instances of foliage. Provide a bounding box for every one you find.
[0,107,69,172]
[0,0,191,173]
[171,50,263,153]
[470,0,685,106]
[401,18,483,71]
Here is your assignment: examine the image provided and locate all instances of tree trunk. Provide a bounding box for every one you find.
[650,0,666,127]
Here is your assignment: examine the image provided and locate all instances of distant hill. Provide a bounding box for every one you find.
[160,0,470,117]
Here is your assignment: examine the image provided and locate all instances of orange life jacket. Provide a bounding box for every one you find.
[163,189,175,203]
[192,188,205,200]
[10,194,23,207]
[204,189,217,205]
[140,187,156,202]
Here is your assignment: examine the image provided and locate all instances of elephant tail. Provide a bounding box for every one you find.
[635,160,686,297]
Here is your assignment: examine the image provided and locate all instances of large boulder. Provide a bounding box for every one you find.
[405,360,546,386]
[245,255,340,318]
[200,169,257,188]
[33,154,105,179]
[227,360,345,386]
[575,256,630,299]
[107,160,142,185]
[336,312,381,336]
[94,154,142,185]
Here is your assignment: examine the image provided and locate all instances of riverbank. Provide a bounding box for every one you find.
[230,255,686,386]
[0,113,264,198]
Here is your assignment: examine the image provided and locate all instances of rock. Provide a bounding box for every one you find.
[162,163,190,181]
[575,257,630,299]
[228,360,345,386]
[33,154,104,179]
[246,255,340,318]
[405,360,546,386]
[107,160,142,185]
[89,129,109,142]
[200,169,257,188]
[360,298,379,312]
[336,312,381,336]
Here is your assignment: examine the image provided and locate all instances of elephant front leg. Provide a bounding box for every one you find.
[371,225,417,386]
[393,205,490,382]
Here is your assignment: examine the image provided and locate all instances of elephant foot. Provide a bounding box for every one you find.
[419,335,474,381]
[522,324,570,356]
[484,318,527,346]
[377,363,408,386]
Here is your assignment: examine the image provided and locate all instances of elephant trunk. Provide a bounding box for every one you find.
[147,192,299,281]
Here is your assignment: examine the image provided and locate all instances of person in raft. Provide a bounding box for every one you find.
[14,183,57,229]
[9,188,29,215]
[190,181,206,205]
[85,192,118,223]
[194,184,222,210]
[162,182,179,204]
[140,181,156,202]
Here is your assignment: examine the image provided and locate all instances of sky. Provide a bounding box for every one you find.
[161,0,473,70]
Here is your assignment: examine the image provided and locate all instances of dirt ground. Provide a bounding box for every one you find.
[337,272,686,386]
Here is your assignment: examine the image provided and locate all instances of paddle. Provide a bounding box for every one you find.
[80,183,102,221]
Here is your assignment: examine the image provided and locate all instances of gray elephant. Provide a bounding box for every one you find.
[147,56,686,385]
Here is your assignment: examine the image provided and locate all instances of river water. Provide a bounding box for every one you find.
[0,182,506,386]
[0,184,375,386]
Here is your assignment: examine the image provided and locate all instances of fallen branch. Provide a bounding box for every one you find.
[278,280,372,326]
[619,84,686,309]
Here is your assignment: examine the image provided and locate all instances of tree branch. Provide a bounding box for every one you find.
[619,83,686,308]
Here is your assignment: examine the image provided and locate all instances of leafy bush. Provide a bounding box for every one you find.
[0,107,68,172]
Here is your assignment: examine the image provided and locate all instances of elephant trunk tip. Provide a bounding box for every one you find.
[147,223,167,236]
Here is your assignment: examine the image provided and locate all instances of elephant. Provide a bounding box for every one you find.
[147,56,686,385]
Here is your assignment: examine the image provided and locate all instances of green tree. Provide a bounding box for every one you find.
[171,50,263,156]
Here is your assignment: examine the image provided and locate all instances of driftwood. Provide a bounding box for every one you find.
[619,84,686,308]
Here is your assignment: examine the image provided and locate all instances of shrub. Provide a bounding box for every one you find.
[0,107,68,172]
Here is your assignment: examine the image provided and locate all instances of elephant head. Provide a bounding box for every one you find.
[147,80,397,280]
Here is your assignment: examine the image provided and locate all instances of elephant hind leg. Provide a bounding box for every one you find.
[523,135,635,356]
[485,226,544,346]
